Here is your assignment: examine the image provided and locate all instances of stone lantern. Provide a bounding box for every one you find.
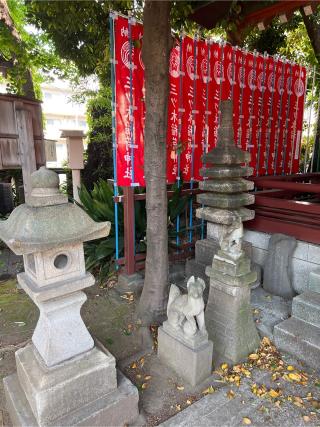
[0,167,139,426]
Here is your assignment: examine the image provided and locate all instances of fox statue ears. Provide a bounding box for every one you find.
[187,276,205,291]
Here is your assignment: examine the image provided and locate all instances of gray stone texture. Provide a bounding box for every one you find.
[0,167,139,427]
[292,291,320,327]
[274,317,320,371]
[158,327,213,387]
[244,229,320,295]
[251,287,291,340]
[15,344,117,426]
[196,206,254,224]
[4,370,139,427]
[205,279,260,365]
[274,272,320,370]
[197,192,254,209]
[263,233,297,299]
[309,268,320,293]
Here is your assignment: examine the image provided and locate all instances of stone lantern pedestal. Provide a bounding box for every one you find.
[197,100,260,365]
[0,167,139,426]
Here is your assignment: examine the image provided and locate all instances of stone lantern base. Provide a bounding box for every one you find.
[4,343,139,427]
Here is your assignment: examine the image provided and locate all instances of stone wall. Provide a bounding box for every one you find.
[244,229,320,294]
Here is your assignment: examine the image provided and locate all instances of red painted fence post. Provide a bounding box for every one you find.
[123,186,136,275]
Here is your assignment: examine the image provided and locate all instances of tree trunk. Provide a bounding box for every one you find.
[137,0,171,325]
[300,8,320,171]
[0,0,35,99]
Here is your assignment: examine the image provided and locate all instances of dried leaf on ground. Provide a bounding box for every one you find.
[227,390,235,399]
[176,385,185,391]
[242,417,252,425]
[139,357,145,367]
[268,389,281,399]
[202,385,215,395]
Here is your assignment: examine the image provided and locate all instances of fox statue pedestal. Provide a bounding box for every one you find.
[158,277,213,386]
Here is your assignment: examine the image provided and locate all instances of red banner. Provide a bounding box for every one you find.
[112,14,307,186]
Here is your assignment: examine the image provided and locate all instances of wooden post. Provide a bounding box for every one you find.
[72,169,81,203]
[123,186,136,275]
[60,130,84,203]
[15,109,37,203]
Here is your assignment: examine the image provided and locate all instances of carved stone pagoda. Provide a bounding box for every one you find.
[197,100,260,364]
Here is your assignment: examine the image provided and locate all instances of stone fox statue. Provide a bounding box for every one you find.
[167,276,206,337]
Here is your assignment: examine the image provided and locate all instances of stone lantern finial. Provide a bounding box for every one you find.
[28,166,67,207]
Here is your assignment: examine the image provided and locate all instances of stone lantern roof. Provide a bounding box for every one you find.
[0,167,110,255]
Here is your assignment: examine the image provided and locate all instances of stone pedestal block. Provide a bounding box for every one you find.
[158,327,213,386]
[4,344,138,427]
[32,291,94,367]
[205,279,260,365]
[4,371,139,427]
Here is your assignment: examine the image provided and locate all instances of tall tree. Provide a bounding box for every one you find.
[0,0,35,97]
[137,0,172,325]
[300,9,320,171]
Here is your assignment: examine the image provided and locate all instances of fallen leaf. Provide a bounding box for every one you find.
[186,399,192,405]
[248,353,259,360]
[242,417,252,425]
[311,400,320,410]
[175,404,181,412]
[269,389,280,399]
[287,365,295,371]
[144,375,152,381]
[221,363,228,371]
[176,385,185,391]
[227,390,235,399]
[141,383,148,389]
[130,362,137,369]
[288,373,301,382]
[139,357,145,367]
[136,374,142,379]
[303,416,310,423]
[202,385,215,395]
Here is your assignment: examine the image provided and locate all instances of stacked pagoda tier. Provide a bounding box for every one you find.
[197,100,255,224]
[193,99,259,365]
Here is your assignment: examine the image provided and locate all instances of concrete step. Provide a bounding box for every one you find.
[292,291,320,328]
[274,317,320,371]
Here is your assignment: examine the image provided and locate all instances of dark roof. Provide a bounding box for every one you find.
[190,1,320,30]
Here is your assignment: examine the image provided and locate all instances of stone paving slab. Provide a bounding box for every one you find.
[161,362,320,427]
